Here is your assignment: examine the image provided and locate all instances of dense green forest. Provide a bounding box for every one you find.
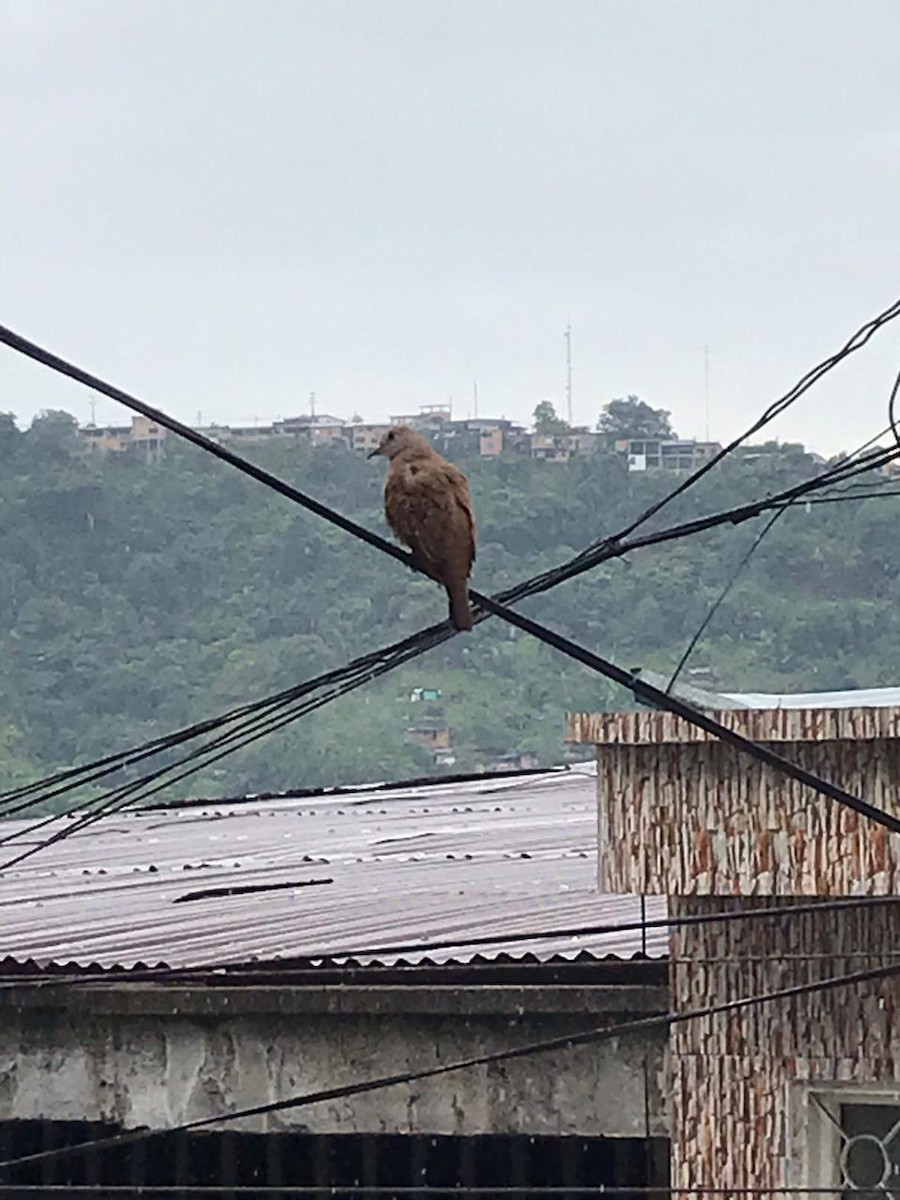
[2,409,899,801]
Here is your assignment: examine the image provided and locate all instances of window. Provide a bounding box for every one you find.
[802,1086,900,1200]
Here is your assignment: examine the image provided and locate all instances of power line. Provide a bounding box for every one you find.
[3,957,899,1173]
[4,432,900,867]
[2,308,898,625]
[576,295,900,554]
[890,363,900,444]
[3,317,900,858]
[666,509,786,692]
[35,894,895,987]
[477,593,900,833]
[4,431,894,824]
[7,525,900,874]
[6,576,900,869]
[664,417,900,693]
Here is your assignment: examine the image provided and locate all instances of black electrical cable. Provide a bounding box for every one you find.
[3,956,899,1173]
[4,433,895,823]
[0,621,453,869]
[576,299,900,556]
[2,311,899,633]
[890,366,900,452]
[477,592,900,834]
[507,439,900,605]
[663,417,900,693]
[4,316,900,856]
[42,894,896,987]
[5,431,900,867]
[7,558,900,876]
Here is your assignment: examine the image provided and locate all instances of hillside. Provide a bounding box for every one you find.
[2,410,899,799]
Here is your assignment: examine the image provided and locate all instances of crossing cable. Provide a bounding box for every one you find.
[3,307,899,616]
[0,624,453,870]
[4,551,900,876]
[3,442,900,861]
[0,617,451,816]
[573,299,900,556]
[503,437,900,605]
[2,456,898,867]
[662,409,900,695]
[3,321,900,845]
[0,614,454,850]
[2,430,896,822]
[2,957,900,1173]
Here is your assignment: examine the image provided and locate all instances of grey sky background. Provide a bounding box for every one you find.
[2,0,899,454]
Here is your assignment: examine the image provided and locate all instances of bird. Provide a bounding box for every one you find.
[368,425,476,631]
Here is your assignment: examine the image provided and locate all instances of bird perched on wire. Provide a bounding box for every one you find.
[368,425,476,631]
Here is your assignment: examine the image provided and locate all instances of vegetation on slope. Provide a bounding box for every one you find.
[2,409,899,799]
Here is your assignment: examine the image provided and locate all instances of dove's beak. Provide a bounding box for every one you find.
[367,447,382,459]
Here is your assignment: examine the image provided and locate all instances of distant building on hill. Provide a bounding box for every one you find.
[615,437,722,472]
[77,406,726,469]
[79,415,167,462]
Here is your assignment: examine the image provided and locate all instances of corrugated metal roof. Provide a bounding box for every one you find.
[631,670,900,713]
[0,767,667,971]
[721,686,900,710]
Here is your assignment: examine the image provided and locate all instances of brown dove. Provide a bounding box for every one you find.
[368,425,476,631]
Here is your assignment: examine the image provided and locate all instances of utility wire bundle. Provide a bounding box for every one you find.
[1,308,900,866]
[2,419,899,869]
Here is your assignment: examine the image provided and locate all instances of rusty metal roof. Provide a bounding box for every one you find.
[0,767,667,971]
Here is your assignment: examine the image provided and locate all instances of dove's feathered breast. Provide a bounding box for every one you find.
[384,450,476,577]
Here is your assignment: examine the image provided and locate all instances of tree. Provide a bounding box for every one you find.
[532,400,570,436]
[26,409,81,460]
[597,395,676,442]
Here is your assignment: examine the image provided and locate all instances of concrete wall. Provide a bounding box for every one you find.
[0,983,668,1138]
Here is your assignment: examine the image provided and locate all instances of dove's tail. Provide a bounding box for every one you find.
[447,579,474,632]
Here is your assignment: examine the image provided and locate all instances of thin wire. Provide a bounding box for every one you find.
[890,365,900,451]
[7,564,900,874]
[577,297,900,554]
[664,426,900,694]
[0,1189,882,1196]
[0,623,452,869]
[1,311,898,637]
[477,592,900,834]
[63,895,894,985]
[666,508,786,693]
[4,957,899,1173]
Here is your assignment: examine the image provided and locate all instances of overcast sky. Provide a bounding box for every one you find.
[2,0,899,454]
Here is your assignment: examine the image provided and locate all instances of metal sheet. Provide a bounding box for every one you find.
[0,767,667,970]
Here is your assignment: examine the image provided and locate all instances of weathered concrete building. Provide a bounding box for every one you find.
[0,768,669,1193]
[569,687,900,1198]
